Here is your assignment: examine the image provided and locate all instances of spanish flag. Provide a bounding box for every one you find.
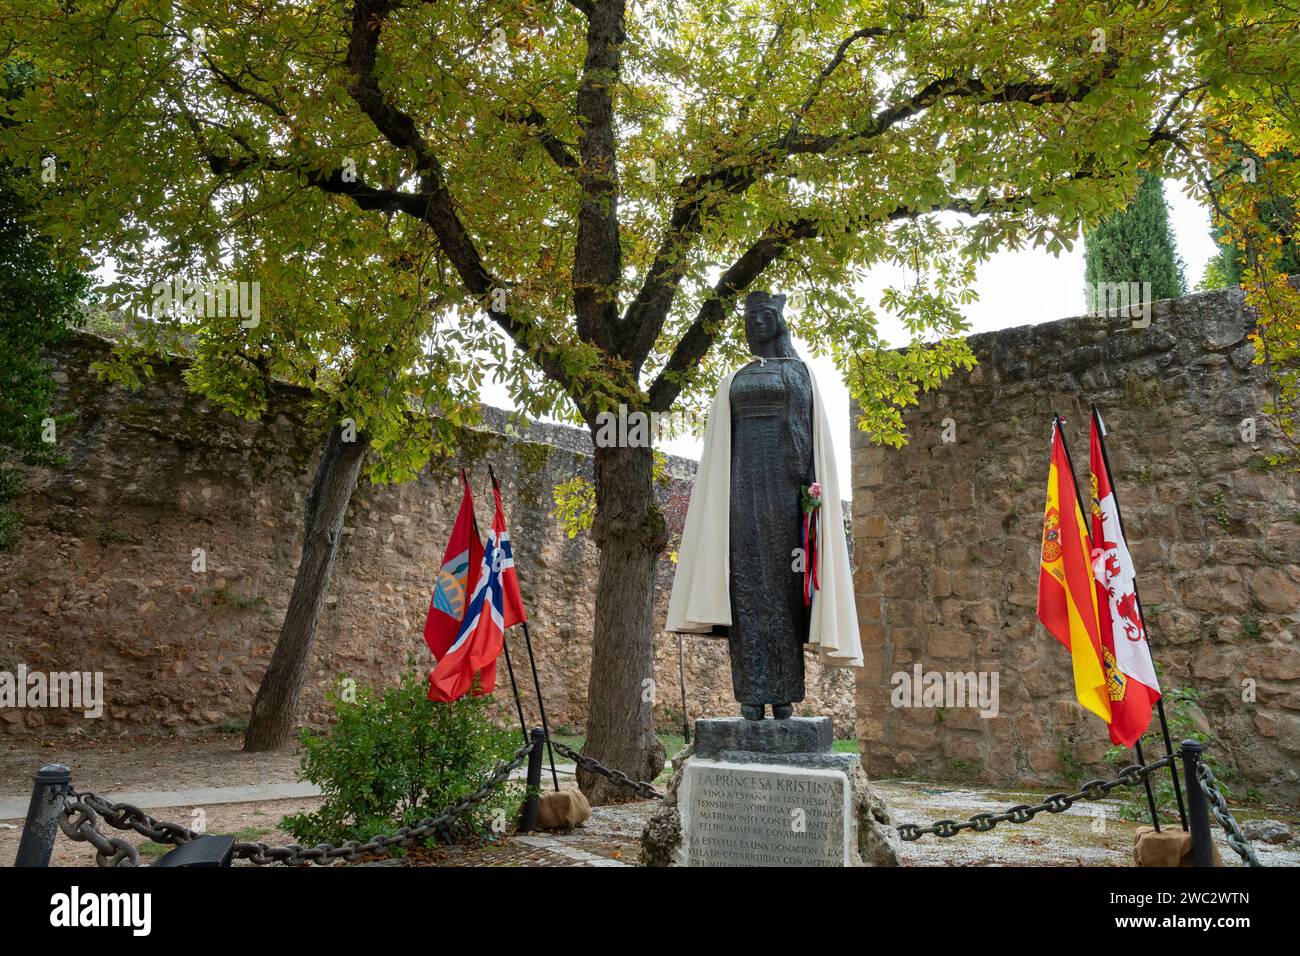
[1037,419,1111,724]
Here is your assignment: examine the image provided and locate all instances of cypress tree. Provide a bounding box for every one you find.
[1084,172,1186,308]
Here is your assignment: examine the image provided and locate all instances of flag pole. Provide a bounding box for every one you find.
[1055,414,1162,833]
[462,468,529,748]
[489,464,560,792]
[1090,405,1190,831]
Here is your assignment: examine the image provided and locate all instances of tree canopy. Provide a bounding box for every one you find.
[3,0,1295,462]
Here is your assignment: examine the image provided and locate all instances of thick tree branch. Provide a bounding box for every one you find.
[338,0,586,406]
[571,0,626,353]
[503,105,580,173]
[646,217,818,412]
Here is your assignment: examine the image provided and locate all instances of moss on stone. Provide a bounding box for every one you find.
[454,425,502,465]
[518,441,552,476]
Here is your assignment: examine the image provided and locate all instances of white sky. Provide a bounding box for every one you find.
[486,181,1221,492]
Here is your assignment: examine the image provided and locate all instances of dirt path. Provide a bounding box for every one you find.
[1,733,301,803]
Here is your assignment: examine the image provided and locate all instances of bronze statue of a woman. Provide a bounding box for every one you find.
[726,293,814,719]
[666,291,862,720]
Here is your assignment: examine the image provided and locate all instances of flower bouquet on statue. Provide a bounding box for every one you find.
[801,482,822,606]
[802,481,822,514]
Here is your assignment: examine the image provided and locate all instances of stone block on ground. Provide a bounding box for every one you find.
[1241,818,1293,845]
[1132,826,1223,867]
[536,788,591,830]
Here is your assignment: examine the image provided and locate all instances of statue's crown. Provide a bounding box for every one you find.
[744,290,786,313]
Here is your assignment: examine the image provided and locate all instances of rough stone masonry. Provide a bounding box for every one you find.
[851,287,1299,804]
[0,332,854,739]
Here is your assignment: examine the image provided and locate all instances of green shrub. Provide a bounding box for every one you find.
[282,666,521,848]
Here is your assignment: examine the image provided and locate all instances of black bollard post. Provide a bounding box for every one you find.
[1180,740,1215,867]
[15,764,72,867]
[519,727,545,833]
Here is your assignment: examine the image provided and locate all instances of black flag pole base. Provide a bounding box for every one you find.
[1133,738,1162,833]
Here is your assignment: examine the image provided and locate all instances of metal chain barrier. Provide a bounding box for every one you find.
[55,736,1265,866]
[58,740,534,867]
[1194,760,1263,867]
[548,739,664,800]
[896,755,1177,842]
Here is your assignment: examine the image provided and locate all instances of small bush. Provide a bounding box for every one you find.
[282,666,521,848]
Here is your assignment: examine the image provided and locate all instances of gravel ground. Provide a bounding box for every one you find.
[875,779,1300,867]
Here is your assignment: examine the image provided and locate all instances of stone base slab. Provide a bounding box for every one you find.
[641,723,900,868]
[693,716,833,758]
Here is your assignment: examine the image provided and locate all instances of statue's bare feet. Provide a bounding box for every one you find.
[740,703,765,720]
[771,703,793,720]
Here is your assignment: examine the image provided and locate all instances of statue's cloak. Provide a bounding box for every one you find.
[666,363,863,667]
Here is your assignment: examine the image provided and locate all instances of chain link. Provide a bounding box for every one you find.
[547,739,664,800]
[59,740,534,866]
[895,756,1175,842]
[59,798,143,867]
[1194,760,1263,867]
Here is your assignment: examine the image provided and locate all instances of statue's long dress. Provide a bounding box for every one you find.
[726,359,814,707]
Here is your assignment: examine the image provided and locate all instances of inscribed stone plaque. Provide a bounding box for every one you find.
[677,758,850,867]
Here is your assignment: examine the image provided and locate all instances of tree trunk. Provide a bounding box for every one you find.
[243,422,368,752]
[579,441,668,804]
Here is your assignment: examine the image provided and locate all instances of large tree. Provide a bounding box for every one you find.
[3,0,1297,799]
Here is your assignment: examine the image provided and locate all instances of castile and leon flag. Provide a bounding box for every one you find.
[1089,409,1161,747]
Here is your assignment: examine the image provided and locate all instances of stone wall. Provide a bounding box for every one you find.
[0,333,855,740]
[851,288,1300,803]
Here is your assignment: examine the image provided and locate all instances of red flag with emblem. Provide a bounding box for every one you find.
[423,482,483,658]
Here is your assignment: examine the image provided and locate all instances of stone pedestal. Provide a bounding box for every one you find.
[640,717,900,867]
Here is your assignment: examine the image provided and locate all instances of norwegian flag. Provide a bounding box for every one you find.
[1089,408,1161,747]
[491,482,528,629]
[428,516,506,703]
